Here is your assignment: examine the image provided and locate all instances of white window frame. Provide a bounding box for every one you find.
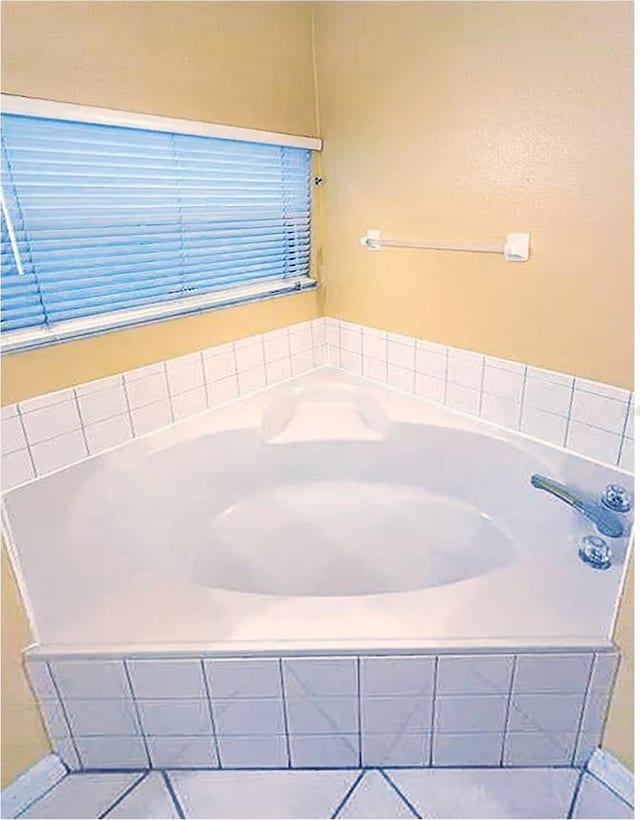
[1,95,322,353]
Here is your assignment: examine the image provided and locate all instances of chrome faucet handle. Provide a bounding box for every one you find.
[579,535,612,570]
[530,474,624,538]
[601,484,632,514]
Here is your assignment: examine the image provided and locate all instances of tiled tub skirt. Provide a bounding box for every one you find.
[26,647,619,772]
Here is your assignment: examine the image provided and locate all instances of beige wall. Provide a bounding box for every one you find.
[1,0,320,784]
[2,1,318,136]
[314,1,633,389]
[1,546,50,788]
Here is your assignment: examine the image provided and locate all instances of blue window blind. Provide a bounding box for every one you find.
[1,113,313,349]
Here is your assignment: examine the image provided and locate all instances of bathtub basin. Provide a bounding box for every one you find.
[3,368,632,652]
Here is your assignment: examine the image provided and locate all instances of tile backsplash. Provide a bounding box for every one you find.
[326,319,634,472]
[1,320,327,490]
[26,648,619,771]
[1,317,633,491]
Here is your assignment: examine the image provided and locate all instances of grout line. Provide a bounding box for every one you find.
[616,392,633,466]
[98,770,148,818]
[329,769,366,819]
[161,770,186,819]
[162,362,176,424]
[411,339,417,395]
[200,352,211,408]
[383,333,389,383]
[122,660,152,769]
[71,388,90,457]
[571,653,597,766]
[14,403,38,477]
[379,768,422,818]
[278,658,292,769]
[45,661,83,771]
[356,657,363,768]
[477,356,487,418]
[119,374,136,438]
[231,343,241,396]
[499,654,518,767]
[562,378,577,448]
[567,768,587,818]
[517,366,529,431]
[260,334,268,385]
[199,659,223,769]
[442,348,450,405]
[121,376,137,438]
[428,657,438,766]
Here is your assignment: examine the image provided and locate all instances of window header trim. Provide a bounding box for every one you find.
[1,94,322,152]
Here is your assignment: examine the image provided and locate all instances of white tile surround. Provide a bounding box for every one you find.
[1,319,633,492]
[25,650,618,772]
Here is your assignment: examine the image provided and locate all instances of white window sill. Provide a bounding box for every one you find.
[1,277,316,354]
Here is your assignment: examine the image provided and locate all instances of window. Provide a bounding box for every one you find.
[1,100,317,351]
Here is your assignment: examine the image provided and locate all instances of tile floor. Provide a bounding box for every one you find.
[9,766,634,819]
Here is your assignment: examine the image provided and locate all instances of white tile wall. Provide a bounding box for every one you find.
[434,695,508,733]
[283,658,358,699]
[2,320,325,490]
[4,316,632,492]
[365,698,430,738]
[436,655,513,695]
[507,693,584,734]
[49,660,131,700]
[26,647,618,772]
[502,731,576,766]
[64,699,140,737]
[432,732,503,767]
[213,699,286,736]
[326,318,633,472]
[217,735,288,769]
[127,660,206,699]
[289,734,359,768]
[74,736,148,769]
[360,656,435,696]
[137,700,213,736]
[146,736,218,769]
[513,653,593,694]
[204,659,282,699]
[361,732,428,767]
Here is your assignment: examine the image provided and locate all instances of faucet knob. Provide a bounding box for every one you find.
[601,484,632,513]
[579,535,612,570]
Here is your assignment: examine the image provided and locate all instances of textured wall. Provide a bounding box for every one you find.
[1,547,50,788]
[314,1,633,389]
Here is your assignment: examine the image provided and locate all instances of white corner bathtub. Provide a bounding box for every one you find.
[3,368,632,654]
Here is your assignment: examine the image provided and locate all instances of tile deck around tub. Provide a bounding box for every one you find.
[7,765,634,819]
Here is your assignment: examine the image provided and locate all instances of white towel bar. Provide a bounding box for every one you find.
[360,230,530,262]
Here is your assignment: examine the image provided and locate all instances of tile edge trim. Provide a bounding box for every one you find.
[0,753,67,818]
[586,747,634,806]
